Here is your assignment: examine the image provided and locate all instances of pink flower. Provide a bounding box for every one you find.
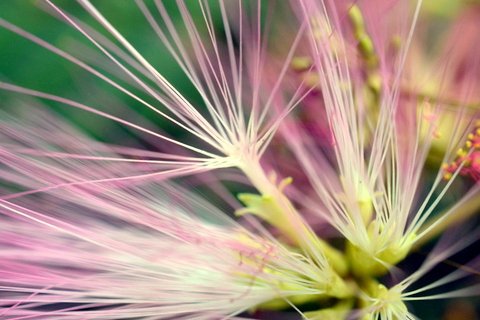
[0,0,479,319]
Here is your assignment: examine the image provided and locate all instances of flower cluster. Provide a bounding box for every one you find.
[0,0,479,319]
[443,120,480,181]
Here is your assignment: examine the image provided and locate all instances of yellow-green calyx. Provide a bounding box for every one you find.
[347,223,416,277]
[303,299,354,320]
[360,281,407,320]
[253,272,353,311]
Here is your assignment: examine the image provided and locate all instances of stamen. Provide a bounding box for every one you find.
[443,120,480,181]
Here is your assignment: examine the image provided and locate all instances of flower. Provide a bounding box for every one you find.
[0,0,479,319]
[282,0,480,276]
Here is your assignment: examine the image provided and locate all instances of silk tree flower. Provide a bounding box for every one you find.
[283,0,480,274]
[0,0,479,319]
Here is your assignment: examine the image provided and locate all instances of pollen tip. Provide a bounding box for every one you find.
[457,148,466,157]
[279,176,293,192]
